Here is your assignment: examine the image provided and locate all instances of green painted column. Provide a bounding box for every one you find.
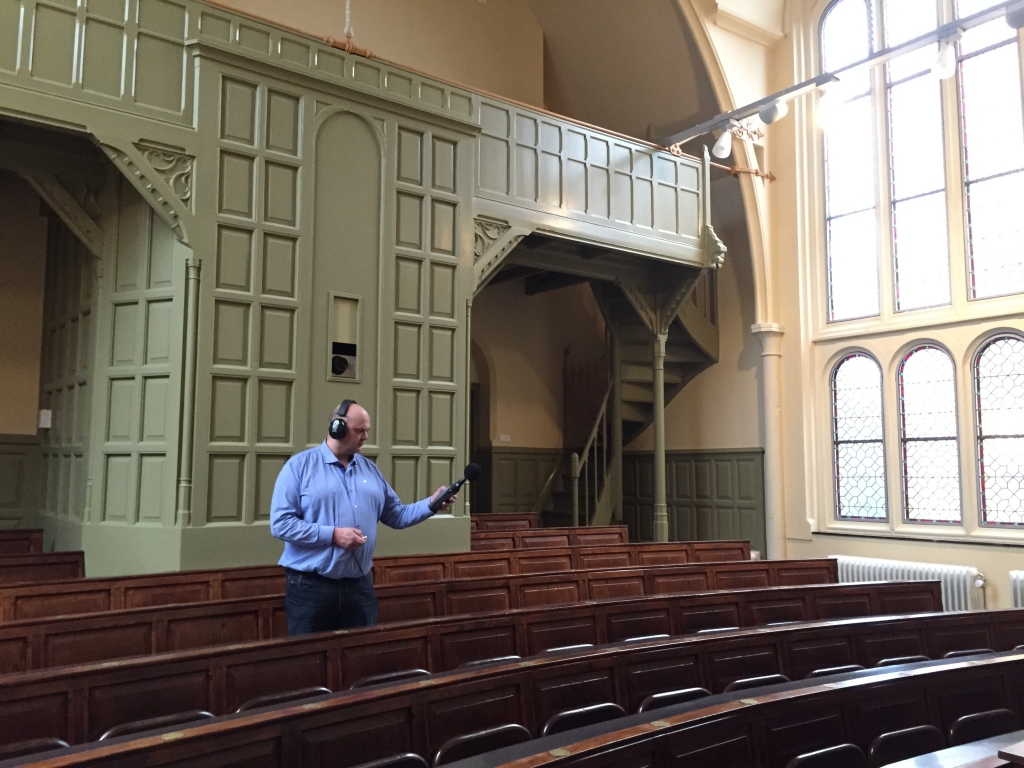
[652,331,669,542]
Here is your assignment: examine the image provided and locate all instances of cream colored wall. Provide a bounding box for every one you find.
[0,171,47,436]
[212,0,544,107]
[471,279,606,449]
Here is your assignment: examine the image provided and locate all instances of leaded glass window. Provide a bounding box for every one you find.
[974,335,1024,525]
[898,346,962,522]
[832,353,887,519]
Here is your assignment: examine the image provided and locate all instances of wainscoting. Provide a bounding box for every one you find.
[622,449,766,554]
[0,434,41,529]
[472,448,566,514]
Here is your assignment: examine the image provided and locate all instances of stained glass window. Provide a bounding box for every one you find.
[898,346,962,522]
[833,353,887,519]
[974,335,1024,526]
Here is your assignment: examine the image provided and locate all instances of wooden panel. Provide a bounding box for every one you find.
[624,652,701,711]
[223,651,329,712]
[0,552,85,583]
[649,572,711,595]
[0,530,43,555]
[605,608,672,642]
[787,636,856,680]
[532,668,617,725]
[339,638,430,689]
[748,598,808,626]
[708,644,780,691]
[426,685,523,753]
[714,566,771,590]
[439,626,517,669]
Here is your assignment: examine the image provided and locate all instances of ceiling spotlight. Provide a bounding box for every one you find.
[758,99,789,125]
[1008,0,1024,29]
[931,41,957,80]
[711,129,734,159]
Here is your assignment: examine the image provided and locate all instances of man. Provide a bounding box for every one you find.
[270,400,454,635]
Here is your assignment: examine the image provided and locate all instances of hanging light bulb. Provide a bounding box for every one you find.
[931,41,957,80]
[758,99,789,125]
[1008,1,1024,29]
[711,129,733,159]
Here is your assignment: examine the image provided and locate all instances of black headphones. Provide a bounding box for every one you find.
[328,399,356,440]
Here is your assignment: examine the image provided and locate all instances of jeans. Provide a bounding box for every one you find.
[284,569,379,636]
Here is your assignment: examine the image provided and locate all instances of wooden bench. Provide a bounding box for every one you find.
[0,580,945,746]
[470,513,538,531]
[0,559,840,673]
[471,526,629,550]
[0,552,84,584]
[0,541,750,622]
[0,530,43,556]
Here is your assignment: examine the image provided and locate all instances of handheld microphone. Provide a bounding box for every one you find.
[429,463,481,512]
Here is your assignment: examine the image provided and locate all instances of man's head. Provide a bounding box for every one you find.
[327,402,371,456]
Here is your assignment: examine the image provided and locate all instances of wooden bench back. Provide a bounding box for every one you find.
[0,580,945,747]
[0,530,43,556]
[0,552,84,584]
[0,541,749,622]
[470,526,629,550]
[469,514,538,531]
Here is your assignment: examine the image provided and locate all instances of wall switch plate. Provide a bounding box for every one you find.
[750,550,761,560]
[38,409,52,429]
[498,434,511,443]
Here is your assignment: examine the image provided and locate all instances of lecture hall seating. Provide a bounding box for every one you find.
[0,551,84,584]
[0,529,43,555]
[469,513,538,531]
[0,581,944,747]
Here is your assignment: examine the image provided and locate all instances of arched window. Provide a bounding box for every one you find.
[974,335,1024,526]
[832,353,886,519]
[821,0,879,322]
[897,346,961,523]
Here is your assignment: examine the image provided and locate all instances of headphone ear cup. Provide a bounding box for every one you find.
[328,417,347,440]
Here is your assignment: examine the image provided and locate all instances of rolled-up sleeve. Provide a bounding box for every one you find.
[378,476,434,529]
[270,460,334,546]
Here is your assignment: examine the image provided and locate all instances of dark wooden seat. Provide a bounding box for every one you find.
[697,625,740,633]
[457,655,521,669]
[620,633,670,643]
[724,673,790,692]
[0,581,945,746]
[433,724,531,766]
[636,687,711,713]
[867,724,945,767]
[806,664,865,678]
[540,643,595,654]
[541,703,626,737]
[350,669,431,689]
[236,686,332,712]
[98,709,215,740]
[948,708,1022,746]
[943,648,995,658]
[785,744,868,768]
[0,737,70,760]
[875,655,930,667]
[353,755,429,768]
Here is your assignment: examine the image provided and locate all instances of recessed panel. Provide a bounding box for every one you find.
[394,257,422,314]
[137,454,166,520]
[427,456,452,494]
[429,263,455,318]
[141,376,169,440]
[221,78,256,144]
[255,455,288,520]
[385,72,412,97]
[82,19,124,96]
[257,380,292,443]
[353,60,380,87]
[134,34,184,112]
[396,193,422,248]
[431,200,456,255]
[264,162,297,226]
[213,301,250,366]
[103,454,132,520]
[259,307,294,370]
[428,391,453,446]
[392,389,420,445]
[145,299,172,364]
[432,138,456,191]
[262,234,296,297]
[30,5,76,84]
[391,456,418,500]
[393,323,421,380]
[397,128,422,184]
[266,90,300,155]
[429,328,454,382]
[237,24,270,53]
[107,378,135,441]
[210,376,248,442]
[207,454,245,521]
[278,38,309,66]
[219,152,255,218]
[217,226,253,291]
[110,303,138,366]
[479,136,509,194]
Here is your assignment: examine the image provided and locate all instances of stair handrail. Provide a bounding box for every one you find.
[531,455,566,515]
[571,379,613,527]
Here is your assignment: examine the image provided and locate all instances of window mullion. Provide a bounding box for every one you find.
[875,62,896,324]
[943,50,970,314]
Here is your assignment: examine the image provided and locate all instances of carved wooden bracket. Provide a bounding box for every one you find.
[473,217,529,292]
[705,224,727,269]
[100,141,195,244]
[24,175,105,258]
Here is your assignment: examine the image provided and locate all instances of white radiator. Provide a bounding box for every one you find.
[1012,571,1024,608]
[831,556,986,612]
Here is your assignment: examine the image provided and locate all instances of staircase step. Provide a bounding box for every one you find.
[621,381,654,402]
[621,364,683,385]
[620,343,705,365]
[621,400,651,422]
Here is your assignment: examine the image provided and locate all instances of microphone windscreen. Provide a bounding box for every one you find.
[463,463,482,481]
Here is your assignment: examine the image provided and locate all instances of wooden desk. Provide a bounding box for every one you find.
[887,730,1024,767]
[999,735,1024,765]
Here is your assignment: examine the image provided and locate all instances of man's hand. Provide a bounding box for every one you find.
[430,486,457,511]
[332,527,367,550]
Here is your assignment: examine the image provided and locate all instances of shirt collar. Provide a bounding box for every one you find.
[319,441,360,468]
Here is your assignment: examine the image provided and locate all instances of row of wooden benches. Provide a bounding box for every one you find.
[0,579,945,748]
[0,515,541,557]
[0,540,751,620]
[0,558,837,672]
[0,525,638,587]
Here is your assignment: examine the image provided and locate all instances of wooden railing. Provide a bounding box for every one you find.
[0,581,943,748]
[571,380,614,527]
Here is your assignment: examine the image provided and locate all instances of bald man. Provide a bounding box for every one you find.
[270,401,454,635]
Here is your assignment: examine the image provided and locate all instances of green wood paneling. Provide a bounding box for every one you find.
[473,448,566,513]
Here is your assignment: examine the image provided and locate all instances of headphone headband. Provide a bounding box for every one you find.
[329,399,357,440]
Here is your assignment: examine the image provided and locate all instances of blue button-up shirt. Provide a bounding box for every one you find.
[270,442,434,578]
